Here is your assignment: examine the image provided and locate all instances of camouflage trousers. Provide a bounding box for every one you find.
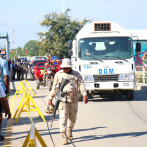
[59,101,78,133]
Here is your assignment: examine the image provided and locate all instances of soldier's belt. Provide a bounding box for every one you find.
[62,92,78,97]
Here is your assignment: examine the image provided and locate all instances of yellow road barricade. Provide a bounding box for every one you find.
[22,124,47,147]
[13,92,46,124]
[12,80,35,101]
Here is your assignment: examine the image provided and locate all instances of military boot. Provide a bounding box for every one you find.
[61,132,68,145]
[67,129,73,140]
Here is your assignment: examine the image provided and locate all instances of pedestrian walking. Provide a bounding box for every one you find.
[0,83,11,140]
[48,58,88,145]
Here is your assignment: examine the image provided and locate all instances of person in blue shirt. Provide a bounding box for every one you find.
[0,50,9,94]
[0,49,10,140]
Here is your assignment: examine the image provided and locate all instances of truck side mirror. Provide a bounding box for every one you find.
[136,43,141,52]
[67,40,72,49]
[68,50,73,56]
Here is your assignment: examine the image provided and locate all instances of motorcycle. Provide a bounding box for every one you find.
[43,69,54,91]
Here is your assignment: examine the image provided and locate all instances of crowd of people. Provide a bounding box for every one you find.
[8,58,29,82]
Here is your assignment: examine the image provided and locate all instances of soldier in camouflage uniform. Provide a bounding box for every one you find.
[48,58,88,145]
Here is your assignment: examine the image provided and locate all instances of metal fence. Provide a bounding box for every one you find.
[135,66,147,84]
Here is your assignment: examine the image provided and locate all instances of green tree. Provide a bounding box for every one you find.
[16,47,24,57]
[9,47,24,59]
[24,40,39,57]
[10,49,17,59]
[39,9,90,58]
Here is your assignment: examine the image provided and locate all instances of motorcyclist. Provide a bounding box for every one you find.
[43,58,53,85]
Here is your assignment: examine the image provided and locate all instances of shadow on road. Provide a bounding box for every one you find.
[9,90,16,96]
[134,85,147,101]
[11,126,106,140]
[88,88,147,102]
[12,113,59,126]
[73,131,147,143]
[88,94,126,102]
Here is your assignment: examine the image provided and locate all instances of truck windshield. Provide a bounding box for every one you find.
[78,37,133,60]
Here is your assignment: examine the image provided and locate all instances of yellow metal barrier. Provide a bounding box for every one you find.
[22,124,47,147]
[13,92,46,124]
[24,80,36,96]
[12,80,35,101]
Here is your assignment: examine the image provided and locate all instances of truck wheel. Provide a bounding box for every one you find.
[78,93,83,101]
[87,91,93,99]
[48,80,52,91]
[36,80,40,89]
[126,90,134,100]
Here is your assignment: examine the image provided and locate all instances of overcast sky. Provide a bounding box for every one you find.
[0,0,147,49]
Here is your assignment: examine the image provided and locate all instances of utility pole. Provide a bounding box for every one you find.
[13,28,15,49]
[13,27,17,58]
[62,0,65,13]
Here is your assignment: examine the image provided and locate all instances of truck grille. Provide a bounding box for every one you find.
[93,74,118,82]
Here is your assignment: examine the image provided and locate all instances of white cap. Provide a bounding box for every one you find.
[60,58,72,68]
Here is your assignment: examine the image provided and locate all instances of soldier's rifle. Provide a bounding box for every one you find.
[50,78,68,128]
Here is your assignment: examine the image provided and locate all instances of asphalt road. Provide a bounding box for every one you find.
[1,78,147,147]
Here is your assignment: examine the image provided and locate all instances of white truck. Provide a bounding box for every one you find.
[69,20,141,100]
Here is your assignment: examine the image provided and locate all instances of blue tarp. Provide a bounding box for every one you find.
[51,56,61,65]
[51,56,58,60]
